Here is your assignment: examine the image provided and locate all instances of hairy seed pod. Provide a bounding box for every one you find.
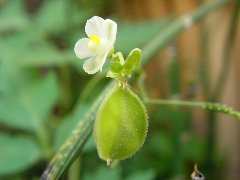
[94,84,148,165]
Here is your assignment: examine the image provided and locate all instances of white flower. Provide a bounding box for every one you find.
[74,16,117,74]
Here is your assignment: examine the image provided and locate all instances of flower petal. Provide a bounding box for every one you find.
[74,38,94,59]
[106,19,117,45]
[85,16,108,39]
[83,56,102,74]
[99,53,109,71]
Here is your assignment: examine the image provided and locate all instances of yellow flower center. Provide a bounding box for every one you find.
[89,34,100,45]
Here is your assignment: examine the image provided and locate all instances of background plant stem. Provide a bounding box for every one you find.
[145,99,240,120]
[141,0,229,67]
[200,17,211,99]
[211,0,240,101]
[205,1,240,178]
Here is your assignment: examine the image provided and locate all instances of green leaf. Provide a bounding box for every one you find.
[83,166,120,180]
[183,137,205,163]
[125,169,155,180]
[34,0,67,34]
[0,0,30,32]
[0,32,75,67]
[0,134,41,175]
[123,48,141,74]
[34,0,90,34]
[0,72,59,132]
[110,60,122,73]
[106,71,116,79]
[112,52,124,63]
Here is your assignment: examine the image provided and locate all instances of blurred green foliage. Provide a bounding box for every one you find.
[0,0,225,179]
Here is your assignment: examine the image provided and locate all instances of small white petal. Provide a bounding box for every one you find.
[106,19,117,45]
[85,16,108,39]
[83,52,108,74]
[83,56,102,74]
[74,38,94,59]
[99,53,108,71]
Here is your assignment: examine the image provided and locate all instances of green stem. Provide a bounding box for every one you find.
[137,72,148,101]
[68,156,81,180]
[145,98,240,121]
[59,65,71,115]
[36,126,52,160]
[139,72,240,121]
[200,17,211,99]
[145,98,204,108]
[211,0,240,101]
[205,110,216,179]
[21,91,52,160]
[40,81,115,180]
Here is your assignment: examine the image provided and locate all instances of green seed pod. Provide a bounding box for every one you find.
[94,84,148,165]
